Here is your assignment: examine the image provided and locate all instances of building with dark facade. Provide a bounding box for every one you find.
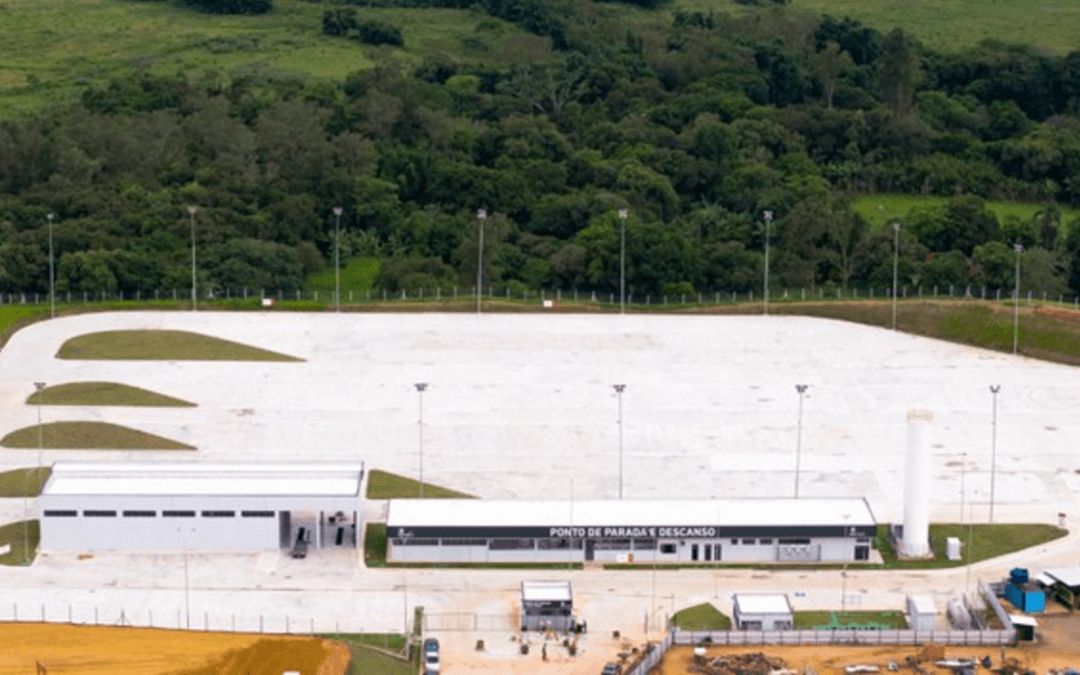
[386,498,876,564]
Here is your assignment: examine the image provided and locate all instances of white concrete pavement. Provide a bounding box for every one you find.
[1,311,1078,655]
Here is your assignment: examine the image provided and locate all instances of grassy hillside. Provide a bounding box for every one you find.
[0,0,524,117]
[4,0,1079,118]
[784,0,1080,55]
[854,195,1080,232]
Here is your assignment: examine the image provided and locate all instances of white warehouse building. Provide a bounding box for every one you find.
[39,462,364,552]
[386,498,877,564]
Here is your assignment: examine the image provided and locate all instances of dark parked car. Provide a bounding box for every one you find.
[423,637,440,672]
[602,664,621,675]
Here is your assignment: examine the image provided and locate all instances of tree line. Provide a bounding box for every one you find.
[2,5,1080,299]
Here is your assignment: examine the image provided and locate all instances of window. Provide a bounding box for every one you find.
[632,539,656,550]
[44,510,77,517]
[731,538,738,545]
[741,538,756,545]
[778,538,811,545]
[123,510,156,517]
[84,510,116,517]
[445,538,488,547]
[759,538,773,544]
[242,510,275,518]
[593,539,631,551]
[400,538,438,546]
[490,538,535,550]
[163,510,195,518]
[857,538,870,543]
[201,510,235,518]
[537,539,570,550]
[660,543,677,554]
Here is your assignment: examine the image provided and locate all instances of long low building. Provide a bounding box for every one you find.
[386,498,876,564]
[40,462,364,552]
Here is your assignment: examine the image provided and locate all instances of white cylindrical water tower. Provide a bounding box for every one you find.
[902,409,933,558]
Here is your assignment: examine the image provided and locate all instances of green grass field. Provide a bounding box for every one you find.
[0,0,525,118]
[366,469,475,499]
[854,195,1080,232]
[306,257,383,294]
[766,0,1080,55]
[0,421,195,450]
[319,634,413,675]
[0,520,40,566]
[56,329,302,361]
[873,522,1067,570]
[670,603,732,630]
[27,381,196,407]
[0,467,51,498]
[794,610,909,630]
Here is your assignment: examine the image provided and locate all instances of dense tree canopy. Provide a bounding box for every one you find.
[1,5,1080,299]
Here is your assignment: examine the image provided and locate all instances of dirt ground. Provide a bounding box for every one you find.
[653,611,1080,675]
[0,624,350,675]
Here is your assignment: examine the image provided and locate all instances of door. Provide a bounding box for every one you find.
[585,539,595,561]
[855,545,870,561]
[278,511,291,548]
[714,544,722,561]
[704,544,712,561]
[691,543,699,561]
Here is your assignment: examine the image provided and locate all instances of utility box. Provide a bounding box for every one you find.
[946,537,962,561]
[733,594,794,631]
[521,581,573,632]
[907,594,936,632]
[1005,568,1045,613]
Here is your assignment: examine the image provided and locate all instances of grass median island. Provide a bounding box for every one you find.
[671,603,732,631]
[874,522,1068,570]
[0,520,39,566]
[57,330,302,361]
[0,421,195,450]
[366,469,475,499]
[26,381,196,407]
[0,468,51,497]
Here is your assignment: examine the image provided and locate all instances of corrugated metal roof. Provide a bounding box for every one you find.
[42,462,364,497]
[387,498,875,528]
[522,581,572,602]
[735,594,792,615]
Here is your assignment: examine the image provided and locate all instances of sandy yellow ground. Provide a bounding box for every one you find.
[0,624,349,675]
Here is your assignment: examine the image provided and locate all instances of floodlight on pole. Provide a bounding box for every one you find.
[476,209,487,314]
[179,525,191,629]
[333,207,343,313]
[613,384,626,499]
[47,213,55,320]
[794,384,809,498]
[989,385,1001,523]
[1013,243,1023,355]
[618,209,628,315]
[892,222,900,330]
[763,211,773,315]
[188,206,197,311]
[25,381,46,564]
[415,383,428,498]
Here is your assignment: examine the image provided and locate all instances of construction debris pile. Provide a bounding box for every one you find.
[690,651,792,675]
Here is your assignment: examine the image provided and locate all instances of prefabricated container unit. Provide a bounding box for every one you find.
[906,594,936,632]
[39,461,364,552]
[1005,583,1045,613]
[946,537,962,561]
[733,594,794,631]
[520,581,573,632]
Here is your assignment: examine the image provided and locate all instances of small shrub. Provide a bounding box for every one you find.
[356,21,404,46]
[322,8,358,36]
[181,0,272,14]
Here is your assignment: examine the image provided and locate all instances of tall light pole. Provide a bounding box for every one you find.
[179,525,191,629]
[892,222,900,330]
[989,385,1001,523]
[46,213,55,319]
[763,210,773,315]
[618,209,627,315]
[34,382,45,469]
[188,206,197,311]
[415,383,428,498]
[476,208,486,314]
[794,384,809,498]
[840,513,850,617]
[1013,243,1023,355]
[613,384,626,499]
[333,207,343,313]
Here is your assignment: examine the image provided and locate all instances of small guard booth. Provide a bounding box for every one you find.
[732,594,794,631]
[520,581,574,632]
[39,461,364,552]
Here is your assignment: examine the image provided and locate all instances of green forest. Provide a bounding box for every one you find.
[2,0,1080,301]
